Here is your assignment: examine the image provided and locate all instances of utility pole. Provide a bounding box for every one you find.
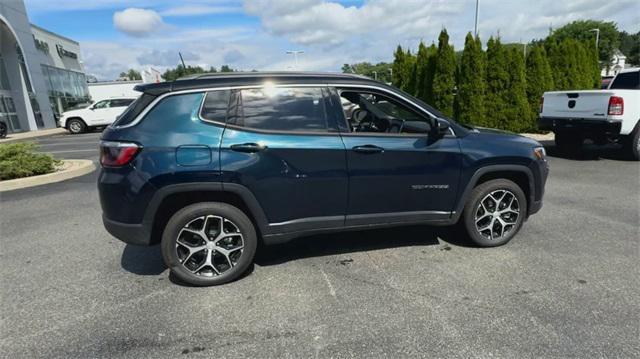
[286,50,304,69]
[589,28,600,49]
[178,52,186,69]
[474,0,479,37]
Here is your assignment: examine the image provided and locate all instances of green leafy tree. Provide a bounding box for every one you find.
[414,42,432,101]
[525,46,554,131]
[424,43,438,104]
[341,62,393,83]
[504,48,531,132]
[457,33,486,126]
[548,20,619,64]
[432,29,456,117]
[403,49,417,94]
[118,69,142,80]
[220,65,234,73]
[619,31,640,66]
[485,37,509,129]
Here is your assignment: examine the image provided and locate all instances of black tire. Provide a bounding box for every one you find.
[554,131,582,155]
[0,121,7,139]
[161,202,257,286]
[461,179,527,247]
[67,118,86,134]
[622,122,640,161]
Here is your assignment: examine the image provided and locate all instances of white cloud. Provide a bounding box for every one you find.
[113,8,166,37]
[160,5,243,17]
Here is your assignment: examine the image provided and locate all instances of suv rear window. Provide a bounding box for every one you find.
[112,93,156,126]
[609,72,640,89]
[229,87,328,132]
[201,90,230,123]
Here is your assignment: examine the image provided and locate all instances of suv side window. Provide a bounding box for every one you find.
[94,100,110,109]
[229,87,329,132]
[338,90,433,134]
[111,99,135,107]
[201,90,231,123]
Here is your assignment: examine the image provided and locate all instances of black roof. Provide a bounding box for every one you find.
[134,71,381,95]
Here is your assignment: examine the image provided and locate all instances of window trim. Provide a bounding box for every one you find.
[113,82,452,137]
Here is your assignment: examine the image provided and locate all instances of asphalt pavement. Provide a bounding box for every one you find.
[0,131,638,358]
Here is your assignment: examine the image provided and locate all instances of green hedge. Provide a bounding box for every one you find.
[0,143,61,181]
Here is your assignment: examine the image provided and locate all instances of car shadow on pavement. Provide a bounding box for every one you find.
[255,224,472,266]
[540,140,631,161]
[120,244,166,275]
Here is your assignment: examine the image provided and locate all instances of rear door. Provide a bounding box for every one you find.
[89,99,111,125]
[220,86,348,235]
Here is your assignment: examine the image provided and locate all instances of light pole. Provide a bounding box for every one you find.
[474,0,480,37]
[285,50,304,69]
[372,71,378,80]
[589,28,600,49]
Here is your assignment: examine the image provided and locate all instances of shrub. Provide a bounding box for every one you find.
[0,143,61,181]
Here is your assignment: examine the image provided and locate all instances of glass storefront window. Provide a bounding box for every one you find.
[41,64,91,115]
[0,54,10,91]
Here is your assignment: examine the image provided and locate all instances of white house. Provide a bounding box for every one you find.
[602,49,627,76]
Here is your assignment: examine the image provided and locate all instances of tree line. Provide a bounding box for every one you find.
[344,20,637,133]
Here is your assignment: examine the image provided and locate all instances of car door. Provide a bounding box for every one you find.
[333,87,462,226]
[219,86,348,235]
[89,100,111,125]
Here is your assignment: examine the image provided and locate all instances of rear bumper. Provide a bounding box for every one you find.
[539,117,622,135]
[103,215,152,246]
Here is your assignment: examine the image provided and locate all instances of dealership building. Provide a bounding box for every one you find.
[1,0,90,134]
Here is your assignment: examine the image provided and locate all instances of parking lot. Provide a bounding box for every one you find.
[1,132,638,358]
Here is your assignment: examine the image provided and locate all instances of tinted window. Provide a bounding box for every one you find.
[201,90,230,122]
[233,87,328,132]
[110,99,135,107]
[610,72,639,89]
[112,93,157,126]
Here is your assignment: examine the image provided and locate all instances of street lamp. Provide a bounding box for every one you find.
[372,71,378,80]
[285,50,304,69]
[589,28,600,49]
[474,0,480,37]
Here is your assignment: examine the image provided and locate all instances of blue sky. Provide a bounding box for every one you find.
[24,0,640,80]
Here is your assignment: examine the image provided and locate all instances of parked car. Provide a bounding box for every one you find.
[98,72,549,286]
[59,97,137,134]
[540,68,640,159]
[0,120,6,139]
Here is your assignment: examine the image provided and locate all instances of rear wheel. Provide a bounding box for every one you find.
[462,179,527,247]
[67,118,86,134]
[161,202,257,286]
[0,121,7,139]
[554,131,582,155]
[622,122,640,161]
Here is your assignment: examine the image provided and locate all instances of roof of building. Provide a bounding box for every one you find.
[134,71,380,95]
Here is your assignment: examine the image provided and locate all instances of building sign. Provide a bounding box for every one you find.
[56,44,77,59]
[33,36,49,54]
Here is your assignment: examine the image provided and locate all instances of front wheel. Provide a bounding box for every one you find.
[461,179,527,247]
[161,202,257,286]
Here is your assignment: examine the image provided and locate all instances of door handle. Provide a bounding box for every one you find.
[230,143,267,153]
[352,145,384,154]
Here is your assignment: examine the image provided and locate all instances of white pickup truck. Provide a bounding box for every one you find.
[540,68,640,160]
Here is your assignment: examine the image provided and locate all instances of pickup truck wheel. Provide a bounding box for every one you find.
[462,179,527,247]
[161,202,257,286]
[67,119,86,134]
[623,123,640,161]
[554,132,582,155]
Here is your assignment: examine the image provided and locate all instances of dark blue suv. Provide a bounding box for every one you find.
[99,72,549,286]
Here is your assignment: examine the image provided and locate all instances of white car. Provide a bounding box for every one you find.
[59,97,137,134]
[540,68,640,160]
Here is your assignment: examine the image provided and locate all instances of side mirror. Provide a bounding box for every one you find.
[435,118,450,137]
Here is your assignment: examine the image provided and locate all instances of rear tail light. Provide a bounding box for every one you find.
[608,96,624,116]
[539,96,544,113]
[100,141,141,167]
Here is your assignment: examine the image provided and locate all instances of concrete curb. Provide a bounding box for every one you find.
[0,160,96,192]
[0,128,67,143]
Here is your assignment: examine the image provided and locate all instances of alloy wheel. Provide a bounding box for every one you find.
[69,121,81,133]
[175,215,244,277]
[474,189,520,241]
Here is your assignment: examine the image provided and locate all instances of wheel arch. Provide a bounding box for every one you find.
[453,165,535,222]
[143,183,269,245]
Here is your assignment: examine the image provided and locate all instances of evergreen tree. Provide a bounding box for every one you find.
[432,29,456,117]
[424,43,438,104]
[485,37,509,129]
[391,45,406,88]
[414,42,429,101]
[526,46,554,131]
[504,47,531,132]
[457,33,486,126]
[403,49,417,94]
[585,42,601,88]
